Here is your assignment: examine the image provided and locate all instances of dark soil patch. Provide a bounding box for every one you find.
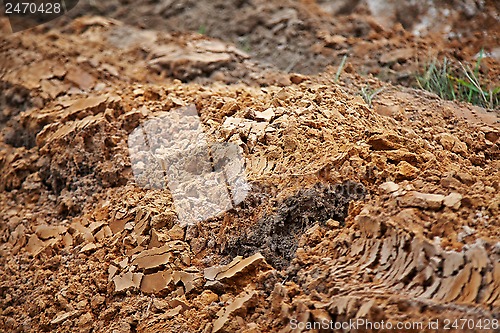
[225,180,366,269]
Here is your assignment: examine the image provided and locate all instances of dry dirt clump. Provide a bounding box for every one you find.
[1,4,500,333]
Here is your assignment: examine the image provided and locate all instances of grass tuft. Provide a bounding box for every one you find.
[334,55,348,83]
[359,85,385,108]
[197,25,207,35]
[416,51,499,109]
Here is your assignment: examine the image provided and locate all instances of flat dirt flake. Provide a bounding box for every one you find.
[131,245,173,270]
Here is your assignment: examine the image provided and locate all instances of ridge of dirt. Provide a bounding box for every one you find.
[52,0,500,91]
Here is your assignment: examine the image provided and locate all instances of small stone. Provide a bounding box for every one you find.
[133,88,144,96]
[195,290,219,308]
[77,312,93,329]
[379,181,399,193]
[289,73,307,84]
[152,299,170,311]
[326,219,340,229]
[367,133,405,150]
[399,191,445,210]
[323,34,347,46]
[443,193,462,210]
[168,224,185,240]
[455,172,475,185]
[437,133,467,154]
[440,176,462,189]
[254,108,275,122]
[396,161,419,180]
[483,129,499,143]
[91,295,106,309]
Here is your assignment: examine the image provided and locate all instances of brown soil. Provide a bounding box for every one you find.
[1,1,499,332]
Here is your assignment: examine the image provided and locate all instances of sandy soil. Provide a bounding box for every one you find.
[1,1,499,332]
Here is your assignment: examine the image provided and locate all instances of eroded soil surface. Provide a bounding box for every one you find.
[1,1,500,332]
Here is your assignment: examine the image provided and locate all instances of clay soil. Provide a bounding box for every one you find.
[1,1,500,332]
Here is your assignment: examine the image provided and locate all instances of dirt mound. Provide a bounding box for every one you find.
[1,3,500,333]
[51,0,500,89]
